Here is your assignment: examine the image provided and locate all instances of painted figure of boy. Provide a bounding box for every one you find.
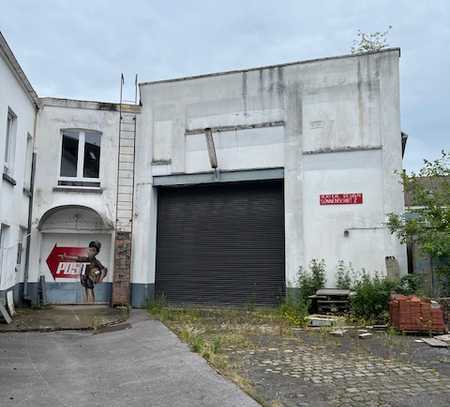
[60,241,107,303]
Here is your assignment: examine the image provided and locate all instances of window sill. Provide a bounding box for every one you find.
[53,186,103,194]
[58,180,101,188]
[2,172,16,186]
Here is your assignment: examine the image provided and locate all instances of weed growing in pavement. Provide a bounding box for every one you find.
[147,294,168,315]
[190,334,205,353]
[279,299,309,327]
[212,336,222,353]
[386,326,399,336]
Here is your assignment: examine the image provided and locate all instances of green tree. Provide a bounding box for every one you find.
[387,150,450,275]
[351,26,392,54]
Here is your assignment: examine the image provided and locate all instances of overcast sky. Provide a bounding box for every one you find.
[1,0,448,171]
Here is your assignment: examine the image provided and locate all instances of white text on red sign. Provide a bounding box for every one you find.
[320,193,363,205]
[56,262,88,277]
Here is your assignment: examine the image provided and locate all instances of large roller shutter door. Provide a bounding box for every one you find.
[155,181,285,306]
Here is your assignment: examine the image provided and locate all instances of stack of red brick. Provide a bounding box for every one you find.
[389,294,448,334]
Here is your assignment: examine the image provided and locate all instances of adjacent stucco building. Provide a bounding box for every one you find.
[28,98,139,304]
[0,31,407,311]
[0,32,38,313]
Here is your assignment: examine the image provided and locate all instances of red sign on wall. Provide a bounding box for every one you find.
[320,193,363,205]
[46,245,88,280]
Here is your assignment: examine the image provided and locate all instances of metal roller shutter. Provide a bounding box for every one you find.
[155,181,285,306]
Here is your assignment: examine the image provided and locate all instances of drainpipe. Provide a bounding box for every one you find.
[23,106,38,303]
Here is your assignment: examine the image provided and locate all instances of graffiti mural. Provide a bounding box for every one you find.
[46,245,88,279]
[46,241,108,303]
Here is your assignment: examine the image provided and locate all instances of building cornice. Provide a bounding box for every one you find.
[39,97,141,113]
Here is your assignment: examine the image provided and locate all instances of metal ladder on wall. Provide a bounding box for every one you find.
[112,74,138,305]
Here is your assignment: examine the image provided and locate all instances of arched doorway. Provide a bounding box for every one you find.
[38,205,113,304]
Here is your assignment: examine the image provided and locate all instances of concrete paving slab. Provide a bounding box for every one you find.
[0,310,260,407]
[0,305,128,332]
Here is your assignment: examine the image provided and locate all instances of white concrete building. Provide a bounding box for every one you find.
[0,30,407,310]
[133,49,406,306]
[28,98,139,304]
[0,33,38,315]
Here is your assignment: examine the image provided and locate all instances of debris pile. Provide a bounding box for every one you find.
[389,294,447,334]
[306,314,338,327]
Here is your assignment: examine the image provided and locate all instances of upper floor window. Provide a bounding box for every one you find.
[4,108,17,176]
[59,129,101,186]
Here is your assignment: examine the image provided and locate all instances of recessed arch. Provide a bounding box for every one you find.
[38,205,113,232]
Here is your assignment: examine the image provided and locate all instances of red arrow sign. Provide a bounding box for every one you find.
[46,245,88,280]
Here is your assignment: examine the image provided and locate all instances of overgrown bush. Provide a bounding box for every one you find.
[335,260,353,289]
[395,274,424,296]
[335,265,426,322]
[350,272,398,322]
[298,259,326,302]
[281,259,326,321]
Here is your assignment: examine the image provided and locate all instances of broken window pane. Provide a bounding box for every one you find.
[83,132,101,178]
[60,130,79,177]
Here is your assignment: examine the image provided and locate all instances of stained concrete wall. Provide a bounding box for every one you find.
[28,98,123,297]
[134,49,407,296]
[0,46,36,292]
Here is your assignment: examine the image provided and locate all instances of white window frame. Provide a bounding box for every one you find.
[58,129,102,183]
[4,108,17,176]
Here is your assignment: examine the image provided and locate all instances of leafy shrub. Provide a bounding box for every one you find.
[335,260,353,289]
[298,259,326,302]
[334,262,427,322]
[395,274,424,296]
[350,272,397,322]
[283,259,326,318]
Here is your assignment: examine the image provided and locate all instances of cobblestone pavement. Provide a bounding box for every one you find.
[226,335,450,407]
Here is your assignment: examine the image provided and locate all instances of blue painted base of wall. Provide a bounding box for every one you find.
[131,283,154,308]
[11,282,154,308]
[12,282,42,306]
[46,282,112,304]
[12,283,25,307]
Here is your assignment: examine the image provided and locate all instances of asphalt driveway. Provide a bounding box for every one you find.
[0,310,259,407]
